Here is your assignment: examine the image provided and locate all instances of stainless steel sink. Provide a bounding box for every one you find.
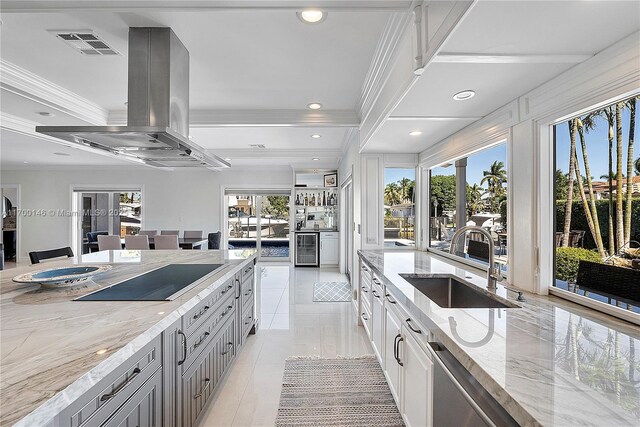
[399,275,519,309]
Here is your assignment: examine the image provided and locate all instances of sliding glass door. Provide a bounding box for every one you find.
[225,190,291,261]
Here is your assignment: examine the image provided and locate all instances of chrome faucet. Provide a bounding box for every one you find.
[449,225,502,290]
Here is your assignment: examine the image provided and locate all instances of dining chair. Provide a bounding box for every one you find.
[153,235,180,250]
[139,230,158,237]
[208,232,221,249]
[125,235,150,250]
[160,230,179,235]
[28,247,74,264]
[98,235,122,251]
[184,230,203,239]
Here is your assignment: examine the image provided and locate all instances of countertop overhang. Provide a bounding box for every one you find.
[0,249,257,426]
[358,249,640,426]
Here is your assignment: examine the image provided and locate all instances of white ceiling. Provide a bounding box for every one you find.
[1,0,639,168]
[363,0,640,153]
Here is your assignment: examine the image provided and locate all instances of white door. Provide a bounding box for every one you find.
[384,307,402,404]
[320,235,339,265]
[400,327,433,427]
[371,286,384,363]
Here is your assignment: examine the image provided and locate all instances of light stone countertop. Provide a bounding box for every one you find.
[359,249,640,427]
[0,249,257,427]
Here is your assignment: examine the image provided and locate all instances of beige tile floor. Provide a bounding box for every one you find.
[197,264,372,427]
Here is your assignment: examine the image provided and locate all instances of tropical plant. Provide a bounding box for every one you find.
[384,182,401,207]
[604,106,616,255]
[635,157,640,176]
[615,102,624,249]
[625,97,636,244]
[398,177,413,202]
[480,160,507,212]
[430,175,456,216]
[555,247,602,283]
[466,184,485,216]
[562,119,578,247]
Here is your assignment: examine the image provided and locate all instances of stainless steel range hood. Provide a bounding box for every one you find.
[37,27,230,169]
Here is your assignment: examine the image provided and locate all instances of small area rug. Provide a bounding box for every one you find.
[313,281,351,302]
[275,355,405,427]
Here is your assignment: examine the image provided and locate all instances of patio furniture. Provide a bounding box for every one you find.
[85,231,108,253]
[184,230,203,239]
[139,230,158,237]
[568,230,585,248]
[555,232,563,247]
[208,232,221,249]
[98,235,121,251]
[125,235,149,250]
[577,260,640,306]
[28,247,74,264]
[153,235,179,249]
[467,240,490,263]
[161,230,179,235]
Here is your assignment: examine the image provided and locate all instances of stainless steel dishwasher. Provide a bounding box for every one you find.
[428,342,519,427]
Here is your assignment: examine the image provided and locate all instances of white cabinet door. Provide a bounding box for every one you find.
[399,327,433,427]
[320,235,339,265]
[371,286,384,364]
[384,307,402,404]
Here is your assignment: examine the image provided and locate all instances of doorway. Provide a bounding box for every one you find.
[341,178,354,282]
[225,190,291,262]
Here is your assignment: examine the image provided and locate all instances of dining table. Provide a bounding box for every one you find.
[87,237,208,251]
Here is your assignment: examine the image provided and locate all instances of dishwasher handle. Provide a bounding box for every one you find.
[427,342,497,427]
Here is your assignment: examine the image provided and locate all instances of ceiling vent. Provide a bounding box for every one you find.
[49,30,120,56]
[249,144,267,149]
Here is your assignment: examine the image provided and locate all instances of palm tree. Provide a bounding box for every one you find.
[635,157,640,176]
[577,117,606,257]
[562,119,577,247]
[624,97,636,244]
[466,184,485,216]
[615,102,624,250]
[603,106,616,254]
[398,178,412,203]
[384,183,401,206]
[480,161,507,212]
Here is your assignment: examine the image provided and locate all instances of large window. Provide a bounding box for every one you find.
[383,168,415,247]
[553,95,639,313]
[429,143,508,267]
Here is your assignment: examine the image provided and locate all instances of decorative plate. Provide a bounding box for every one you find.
[13,265,112,288]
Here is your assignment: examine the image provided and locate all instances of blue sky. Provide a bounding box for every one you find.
[428,144,507,187]
[555,107,638,179]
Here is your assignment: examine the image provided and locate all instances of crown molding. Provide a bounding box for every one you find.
[0,60,108,125]
[108,109,359,127]
[208,148,344,159]
[340,128,358,155]
[433,53,592,64]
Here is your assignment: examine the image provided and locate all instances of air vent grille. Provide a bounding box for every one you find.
[49,30,120,56]
[249,144,266,149]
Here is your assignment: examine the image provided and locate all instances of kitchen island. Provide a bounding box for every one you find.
[0,249,257,427]
[358,250,640,426]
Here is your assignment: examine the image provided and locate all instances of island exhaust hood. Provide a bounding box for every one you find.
[36,27,230,169]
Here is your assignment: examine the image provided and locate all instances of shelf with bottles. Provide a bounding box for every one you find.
[293,188,338,208]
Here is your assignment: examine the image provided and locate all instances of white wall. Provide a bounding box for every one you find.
[0,166,292,262]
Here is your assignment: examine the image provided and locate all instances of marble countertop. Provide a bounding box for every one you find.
[359,250,640,427]
[0,249,257,426]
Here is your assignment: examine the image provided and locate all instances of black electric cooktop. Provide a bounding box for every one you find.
[76,264,224,301]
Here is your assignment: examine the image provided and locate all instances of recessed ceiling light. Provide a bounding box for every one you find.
[453,90,475,101]
[307,103,322,110]
[311,134,322,139]
[23,161,29,164]
[157,311,165,315]
[53,152,70,156]
[312,158,320,161]
[224,158,232,161]
[298,10,326,24]
[96,349,108,355]
[37,111,55,117]
[409,131,422,136]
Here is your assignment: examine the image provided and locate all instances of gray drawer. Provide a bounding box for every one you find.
[182,276,237,336]
[241,306,254,340]
[241,275,254,308]
[60,335,161,427]
[181,317,236,427]
[181,293,235,370]
[241,262,254,282]
[101,367,162,427]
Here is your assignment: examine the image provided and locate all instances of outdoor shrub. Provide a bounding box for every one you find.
[555,247,603,283]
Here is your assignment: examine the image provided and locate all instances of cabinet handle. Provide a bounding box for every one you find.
[244,316,253,325]
[244,289,253,296]
[372,278,381,285]
[385,293,396,304]
[193,332,210,349]
[100,367,141,401]
[395,335,404,366]
[362,265,369,272]
[393,333,400,363]
[221,342,234,355]
[372,290,380,299]
[361,312,369,321]
[361,286,368,293]
[221,284,233,295]
[177,330,187,366]
[193,306,210,320]
[193,378,211,399]
[221,305,233,317]
[405,318,422,334]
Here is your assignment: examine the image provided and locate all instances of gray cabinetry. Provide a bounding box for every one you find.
[102,368,162,427]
